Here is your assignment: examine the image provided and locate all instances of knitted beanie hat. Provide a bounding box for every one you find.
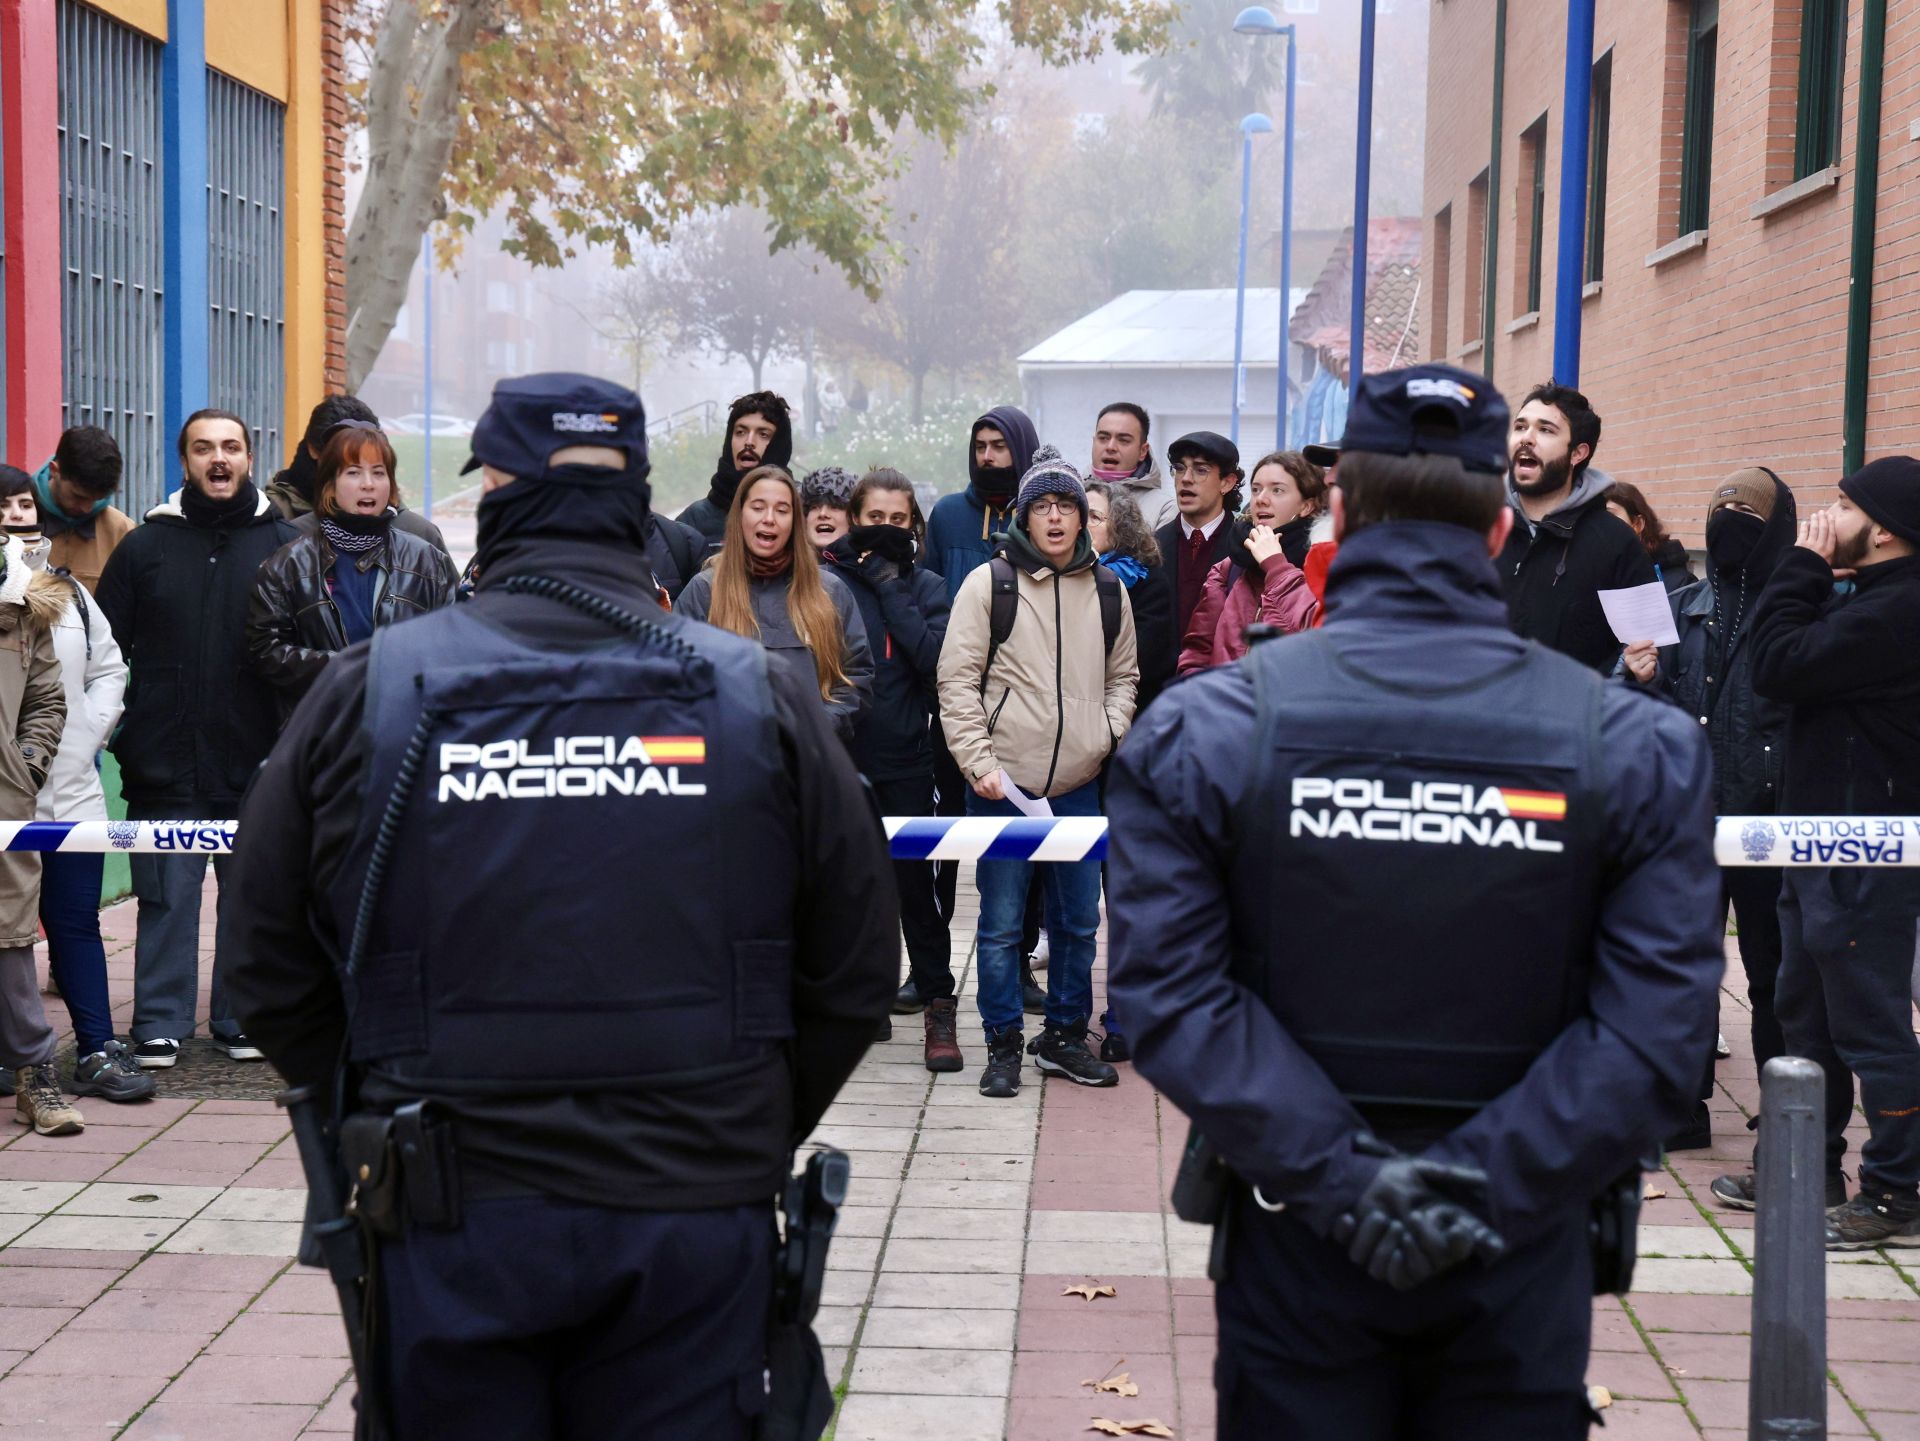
[1015,445,1088,522]
[800,465,858,512]
[1840,456,1920,546]
[1708,467,1778,522]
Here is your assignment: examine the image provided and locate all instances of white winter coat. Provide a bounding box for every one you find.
[25,542,125,822]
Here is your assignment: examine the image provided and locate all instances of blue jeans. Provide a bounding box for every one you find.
[968,780,1102,1037]
[39,851,114,1056]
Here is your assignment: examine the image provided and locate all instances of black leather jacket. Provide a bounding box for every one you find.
[247,523,456,714]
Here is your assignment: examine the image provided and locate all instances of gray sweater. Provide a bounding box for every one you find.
[678,564,872,739]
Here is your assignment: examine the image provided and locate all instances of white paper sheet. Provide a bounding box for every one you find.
[998,770,1054,819]
[1598,581,1681,647]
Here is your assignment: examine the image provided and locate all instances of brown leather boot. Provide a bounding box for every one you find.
[923,998,964,1074]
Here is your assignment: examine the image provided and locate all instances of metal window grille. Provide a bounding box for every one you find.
[57,0,165,512]
[207,72,285,467]
[1794,0,1847,181]
[1679,0,1718,236]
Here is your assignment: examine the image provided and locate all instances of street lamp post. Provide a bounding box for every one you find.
[1234,7,1298,450]
[1231,112,1274,448]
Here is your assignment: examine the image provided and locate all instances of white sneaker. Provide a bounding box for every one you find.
[1715,1031,1731,1059]
[132,1038,180,1069]
[1030,933,1050,973]
[216,1035,264,1062]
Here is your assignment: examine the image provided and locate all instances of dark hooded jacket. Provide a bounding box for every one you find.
[925,406,1039,600]
[1651,537,1697,595]
[1497,466,1657,673]
[1750,545,1920,819]
[1652,474,1797,814]
[675,397,795,553]
[822,531,951,782]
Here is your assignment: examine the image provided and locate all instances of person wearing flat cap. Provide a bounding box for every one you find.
[1745,455,1920,1250]
[1154,431,1243,650]
[225,372,897,1438]
[1107,363,1721,1438]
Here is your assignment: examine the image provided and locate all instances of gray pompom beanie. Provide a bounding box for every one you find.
[1014,444,1087,522]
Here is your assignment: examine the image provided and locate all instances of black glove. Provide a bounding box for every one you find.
[1329,1153,1506,1291]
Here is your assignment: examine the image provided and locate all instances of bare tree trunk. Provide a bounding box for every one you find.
[910,367,927,423]
[343,0,494,390]
[749,348,766,392]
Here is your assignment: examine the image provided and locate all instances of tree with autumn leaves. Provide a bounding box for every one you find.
[343,0,1175,389]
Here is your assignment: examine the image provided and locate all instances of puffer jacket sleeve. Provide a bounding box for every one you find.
[1255,552,1321,634]
[1177,560,1232,676]
[246,544,334,693]
[80,593,126,746]
[1104,583,1140,745]
[936,565,998,783]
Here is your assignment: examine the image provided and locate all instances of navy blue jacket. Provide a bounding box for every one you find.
[821,540,950,783]
[1107,521,1723,1248]
[925,405,1039,599]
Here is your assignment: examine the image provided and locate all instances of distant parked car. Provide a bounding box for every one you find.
[386,413,476,437]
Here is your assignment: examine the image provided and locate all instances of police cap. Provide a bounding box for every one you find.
[1338,364,1509,475]
[461,372,649,477]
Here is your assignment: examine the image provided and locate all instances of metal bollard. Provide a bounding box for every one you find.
[1748,1056,1828,1441]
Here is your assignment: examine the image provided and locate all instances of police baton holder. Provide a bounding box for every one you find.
[759,1147,849,1441]
[278,1085,388,1441]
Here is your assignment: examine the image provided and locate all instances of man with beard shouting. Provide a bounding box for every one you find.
[1498,382,1654,672]
[96,410,299,1070]
[677,391,794,555]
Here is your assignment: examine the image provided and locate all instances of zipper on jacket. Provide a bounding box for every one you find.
[1041,573,1065,797]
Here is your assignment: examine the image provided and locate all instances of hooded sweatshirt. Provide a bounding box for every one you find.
[936,515,1139,799]
[925,406,1039,601]
[676,397,796,553]
[1496,465,1657,673]
[1654,472,1797,814]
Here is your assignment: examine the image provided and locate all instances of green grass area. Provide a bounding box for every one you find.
[384,435,478,510]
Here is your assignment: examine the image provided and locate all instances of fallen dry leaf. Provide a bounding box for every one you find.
[1588,1385,1614,1411]
[1062,1283,1118,1301]
[1082,1373,1141,1398]
[1642,1186,1667,1200]
[1088,1422,1175,1438]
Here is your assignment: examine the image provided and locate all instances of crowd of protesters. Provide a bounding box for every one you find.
[1,372,1916,1249]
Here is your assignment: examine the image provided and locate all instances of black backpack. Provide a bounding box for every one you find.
[979,554,1122,692]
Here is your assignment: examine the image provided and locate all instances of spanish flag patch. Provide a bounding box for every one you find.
[640,736,707,765]
[1499,788,1567,821]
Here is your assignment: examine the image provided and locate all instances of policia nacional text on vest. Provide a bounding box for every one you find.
[1173,625,1646,1294]
[280,578,847,1441]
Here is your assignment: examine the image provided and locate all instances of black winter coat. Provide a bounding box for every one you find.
[1124,563,1177,711]
[1497,476,1656,673]
[822,540,950,782]
[96,492,301,809]
[646,513,708,602]
[1651,537,1697,595]
[246,524,457,715]
[1750,550,1920,817]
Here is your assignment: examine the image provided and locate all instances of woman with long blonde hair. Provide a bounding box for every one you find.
[677,465,872,739]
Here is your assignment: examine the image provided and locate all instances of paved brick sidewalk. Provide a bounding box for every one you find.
[4,881,1916,1438]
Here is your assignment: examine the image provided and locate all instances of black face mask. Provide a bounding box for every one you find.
[849,524,916,566]
[971,464,1019,503]
[474,464,653,577]
[1706,508,1764,571]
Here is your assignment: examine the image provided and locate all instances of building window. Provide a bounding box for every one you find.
[1587,52,1611,284]
[1679,0,1718,235]
[207,72,287,467]
[1283,0,1318,12]
[1795,0,1846,179]
[1519,116,1548,316]
[486,281,516,314]
[1463,170,1488,344]
[1431,204,1451,360]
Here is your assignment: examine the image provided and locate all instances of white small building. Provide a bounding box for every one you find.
[1017,289,1308,466]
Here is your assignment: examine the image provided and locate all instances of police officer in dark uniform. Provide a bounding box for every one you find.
[1107,364,1724,1438]
[225,373,899,1440]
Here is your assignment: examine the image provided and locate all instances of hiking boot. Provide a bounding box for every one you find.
[132,1038,180,1069]
[1020,963,1046,1015]
[893,978,929,1015]
[215,1034,264,1062]
[13,1065,83,1136]
[1033,1025,1119,1088]
[979,1030,1023,1099]
[1711,1170,1848,1212]
[72,1042,157,1103]
[1825,1189,1920,1251]
[923,999,964,1074]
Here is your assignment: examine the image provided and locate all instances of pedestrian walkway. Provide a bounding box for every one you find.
[0,881,1914,1438]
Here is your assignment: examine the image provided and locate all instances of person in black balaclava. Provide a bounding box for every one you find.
[1624,467,1797,1163]
[676,390,795,555]
[923,405,1039,603]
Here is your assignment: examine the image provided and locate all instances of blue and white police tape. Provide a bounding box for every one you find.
[1,815,1915,866]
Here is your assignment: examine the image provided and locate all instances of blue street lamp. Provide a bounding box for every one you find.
[1232,7,1298,449]
[1231,112,1275,448]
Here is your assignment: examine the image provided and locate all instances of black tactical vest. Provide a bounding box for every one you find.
[1231,629,1607,1114]
[336,597,800,1094]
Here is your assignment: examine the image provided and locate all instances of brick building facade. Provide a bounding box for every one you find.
[1421,1,1918,539]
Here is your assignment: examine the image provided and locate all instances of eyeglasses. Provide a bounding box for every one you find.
[1028,499,1077,518]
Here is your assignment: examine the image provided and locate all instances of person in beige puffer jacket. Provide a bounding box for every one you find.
[937,445,1138,1100]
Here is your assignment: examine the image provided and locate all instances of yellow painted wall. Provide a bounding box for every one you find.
[282,0,328,452]
[88,0,167,41]
[206,0,289,101]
